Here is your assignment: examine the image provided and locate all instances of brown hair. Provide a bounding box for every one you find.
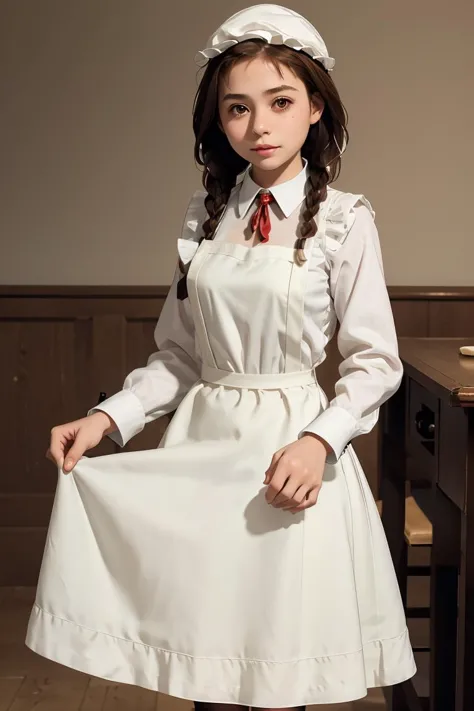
[178,39,348,299]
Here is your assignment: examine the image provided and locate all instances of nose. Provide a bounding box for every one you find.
[251,124,269,137]
[250,108,270,137]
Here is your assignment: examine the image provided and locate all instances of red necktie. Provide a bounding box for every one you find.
[250,190,274,243]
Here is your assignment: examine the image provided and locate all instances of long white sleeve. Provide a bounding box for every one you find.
[299,201,403,463]
[88,265,201,446]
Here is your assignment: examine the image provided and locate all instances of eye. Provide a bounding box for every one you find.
[274,97,293,111]
[229,104,247,116]
[228,97,294,117]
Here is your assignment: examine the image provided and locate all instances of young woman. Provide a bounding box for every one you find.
[27,5,416,709]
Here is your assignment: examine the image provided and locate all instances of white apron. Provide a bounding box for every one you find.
[26,237,416,706]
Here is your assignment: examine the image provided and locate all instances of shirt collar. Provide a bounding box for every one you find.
[237,157,309,219]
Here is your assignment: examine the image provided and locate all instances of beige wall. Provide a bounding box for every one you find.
[1,0,472,286]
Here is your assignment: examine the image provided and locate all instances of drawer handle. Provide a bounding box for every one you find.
[415,408,436,440]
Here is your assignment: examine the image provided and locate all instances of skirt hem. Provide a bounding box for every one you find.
[26,604,417,706]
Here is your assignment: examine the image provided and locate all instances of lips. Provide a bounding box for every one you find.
[253,145,278,150]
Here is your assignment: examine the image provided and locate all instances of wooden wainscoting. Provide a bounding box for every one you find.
[1,285,473,585]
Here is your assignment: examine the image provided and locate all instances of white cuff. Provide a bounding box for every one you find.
[298,405,359,463]
[87,390,146,448]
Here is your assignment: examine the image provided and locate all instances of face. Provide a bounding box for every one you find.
[217,55,323,185]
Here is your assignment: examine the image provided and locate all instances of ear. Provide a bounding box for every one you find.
[309,93,325,125]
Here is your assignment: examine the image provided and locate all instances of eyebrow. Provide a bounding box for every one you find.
[221,84,299,101]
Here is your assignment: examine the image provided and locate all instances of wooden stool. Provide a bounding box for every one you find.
[376,495,433,546]
[377,495,432,625]
[377,495,433,710]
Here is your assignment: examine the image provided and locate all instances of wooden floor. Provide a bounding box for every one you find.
[2,586,429,711]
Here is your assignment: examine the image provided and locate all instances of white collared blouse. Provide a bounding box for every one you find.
[90,160,403,464]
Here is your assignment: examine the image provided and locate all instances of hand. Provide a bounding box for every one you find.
[263,434,332,514]
[46,412,117,475]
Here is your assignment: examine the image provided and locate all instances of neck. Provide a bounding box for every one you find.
[250,152,304,189]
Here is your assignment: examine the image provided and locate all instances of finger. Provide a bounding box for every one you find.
[263,448,285,485]
[279,485,309,509]
[48,434,66,469]
[265,467,291,504]
[287,487,320,514]
[62,433,88,473]
[51,434,74,473]
[272,479,303,507]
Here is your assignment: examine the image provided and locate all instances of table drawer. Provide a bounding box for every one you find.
[407,379,439,482]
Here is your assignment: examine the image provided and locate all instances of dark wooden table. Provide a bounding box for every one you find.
[380,337,474,711]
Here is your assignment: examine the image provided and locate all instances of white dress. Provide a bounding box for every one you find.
[26,161,416,707]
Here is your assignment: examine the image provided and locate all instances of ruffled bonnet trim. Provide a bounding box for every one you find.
[195,32,335,71]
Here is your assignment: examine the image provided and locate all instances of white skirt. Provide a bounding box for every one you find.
[26,366,416,706]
